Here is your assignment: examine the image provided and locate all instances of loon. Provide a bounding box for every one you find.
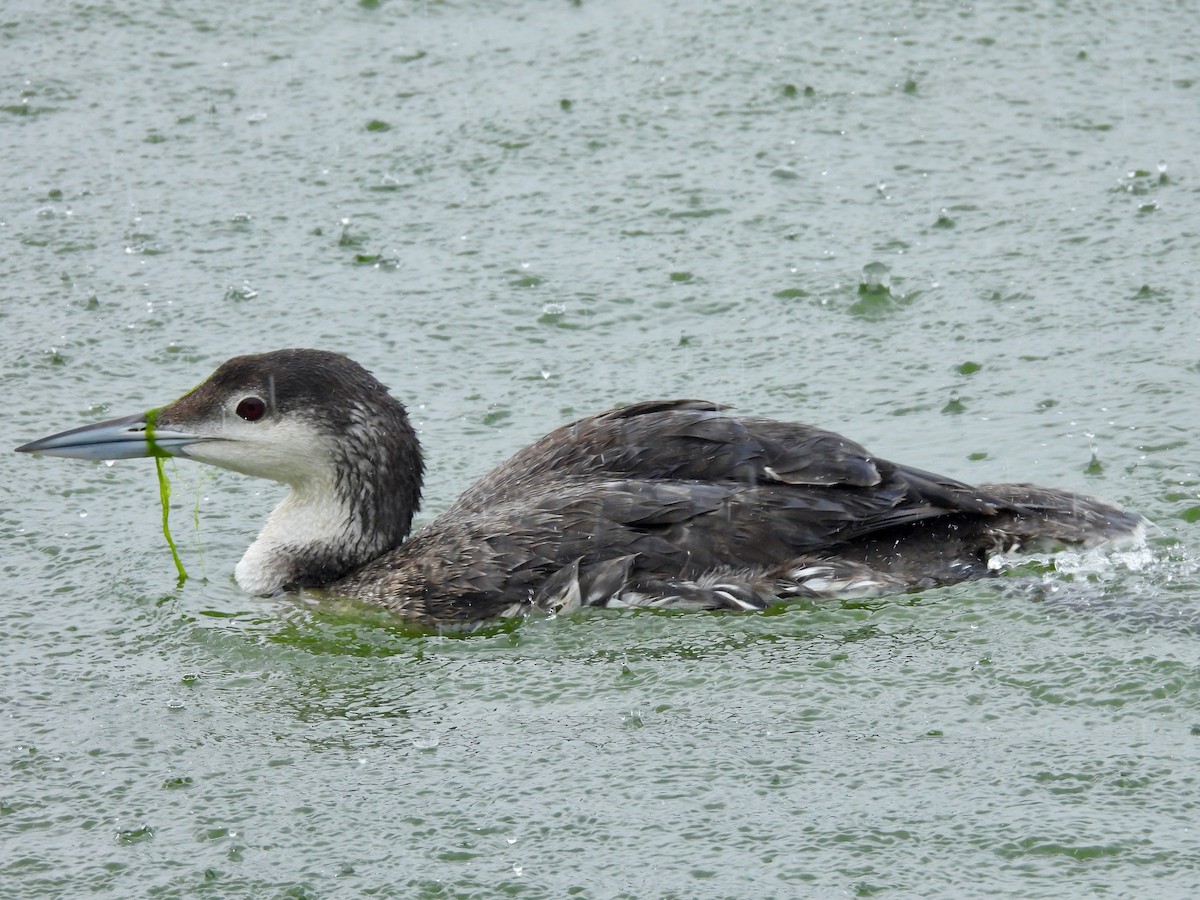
[16,349,1142,624]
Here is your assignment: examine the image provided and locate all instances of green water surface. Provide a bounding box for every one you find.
[3,1,1199,897]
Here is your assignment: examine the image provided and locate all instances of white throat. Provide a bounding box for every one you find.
[234,483,360,594]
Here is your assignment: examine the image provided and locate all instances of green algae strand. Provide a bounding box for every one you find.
[146,408,187,584]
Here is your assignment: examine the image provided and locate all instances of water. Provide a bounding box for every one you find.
[3,0,1200,896]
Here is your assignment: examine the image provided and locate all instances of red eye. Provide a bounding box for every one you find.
[236,397,267,421]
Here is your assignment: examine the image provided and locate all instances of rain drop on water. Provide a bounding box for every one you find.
[860,261,891,292]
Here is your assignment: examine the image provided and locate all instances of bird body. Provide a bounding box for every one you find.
[17,349,1142,625]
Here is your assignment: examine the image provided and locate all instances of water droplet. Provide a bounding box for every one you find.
[412,734,440,751]
[117,824,155,845]
[942,392,966,415]
[859,261,891,293]
[933,208,956,229]
[224,283,259,302]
